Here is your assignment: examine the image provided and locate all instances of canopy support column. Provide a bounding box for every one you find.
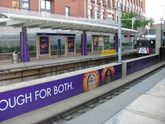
[114,33,118,52]
[20,27,30,62]
[81,31,87,56]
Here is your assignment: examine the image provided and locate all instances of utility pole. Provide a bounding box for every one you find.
[118,0,122,63]
[132,17,135,30]
[160,18,163,46]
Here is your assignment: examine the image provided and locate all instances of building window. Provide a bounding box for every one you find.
[107,0,110,9]
[94,10,99,19]
[12,0,30,10]
[112,0,115,9]
[91,9,93,18]
[41,0,51,12]
[96,10,100,19]
[65,6,70,16]
[21,0,30,10]
[100,0,103,6]
[12,0,20,9]
[94,0,97,4]
[88,8,93,18]
[100,11,104,19]
[105,0,108,6]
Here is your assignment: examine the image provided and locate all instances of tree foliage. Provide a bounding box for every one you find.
[122,12,154,29]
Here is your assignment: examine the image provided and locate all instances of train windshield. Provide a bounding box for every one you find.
[135,39,155,54]
[137,40,149,47]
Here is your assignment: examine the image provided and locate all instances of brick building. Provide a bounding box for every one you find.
[0,0,145,21]
[87,0,146,21]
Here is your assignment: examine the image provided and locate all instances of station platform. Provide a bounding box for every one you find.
[66,65,165,124]
[1,61,164,124]
[105,78,165,124]
[0,50,136,72]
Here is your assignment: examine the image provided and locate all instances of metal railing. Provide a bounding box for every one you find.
[0,7,118,26]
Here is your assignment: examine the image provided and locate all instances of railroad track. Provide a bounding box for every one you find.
[0,53,137,86]
[39,65,165,124]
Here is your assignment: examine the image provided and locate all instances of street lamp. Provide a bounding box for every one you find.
[160,18,163,47]
[146,23,151,36]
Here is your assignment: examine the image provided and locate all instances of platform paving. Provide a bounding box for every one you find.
[105,78,165,124]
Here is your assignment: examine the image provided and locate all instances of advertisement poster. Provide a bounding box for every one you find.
[93,36,98,50]
[0,64,122,122]
[102,67,115,84]
[0,74,83,122]
[83,71,99,91]
[39,36,49,55]
[104,36,110,50]
[68,37,74,52]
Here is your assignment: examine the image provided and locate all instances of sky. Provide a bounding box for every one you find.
[146,0,165,23]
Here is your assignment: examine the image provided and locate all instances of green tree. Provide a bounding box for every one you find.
[122,12,154,29]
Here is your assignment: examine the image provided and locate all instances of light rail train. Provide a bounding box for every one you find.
[135,38,155,54]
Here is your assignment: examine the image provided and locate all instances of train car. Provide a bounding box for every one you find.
[135,38,155,54]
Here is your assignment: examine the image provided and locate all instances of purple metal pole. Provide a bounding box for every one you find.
[81,34,83,55]
[20,32,24,62]
[114,33,118,52]
[20,27,30,62]
[24,32,30,62]
[81,31,87,56]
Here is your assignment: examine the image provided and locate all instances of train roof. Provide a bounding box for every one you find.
[137,38,155,41]
[137,35,156,41]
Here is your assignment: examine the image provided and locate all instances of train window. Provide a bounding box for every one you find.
[139,43,142,47]
[140,41,149,47]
